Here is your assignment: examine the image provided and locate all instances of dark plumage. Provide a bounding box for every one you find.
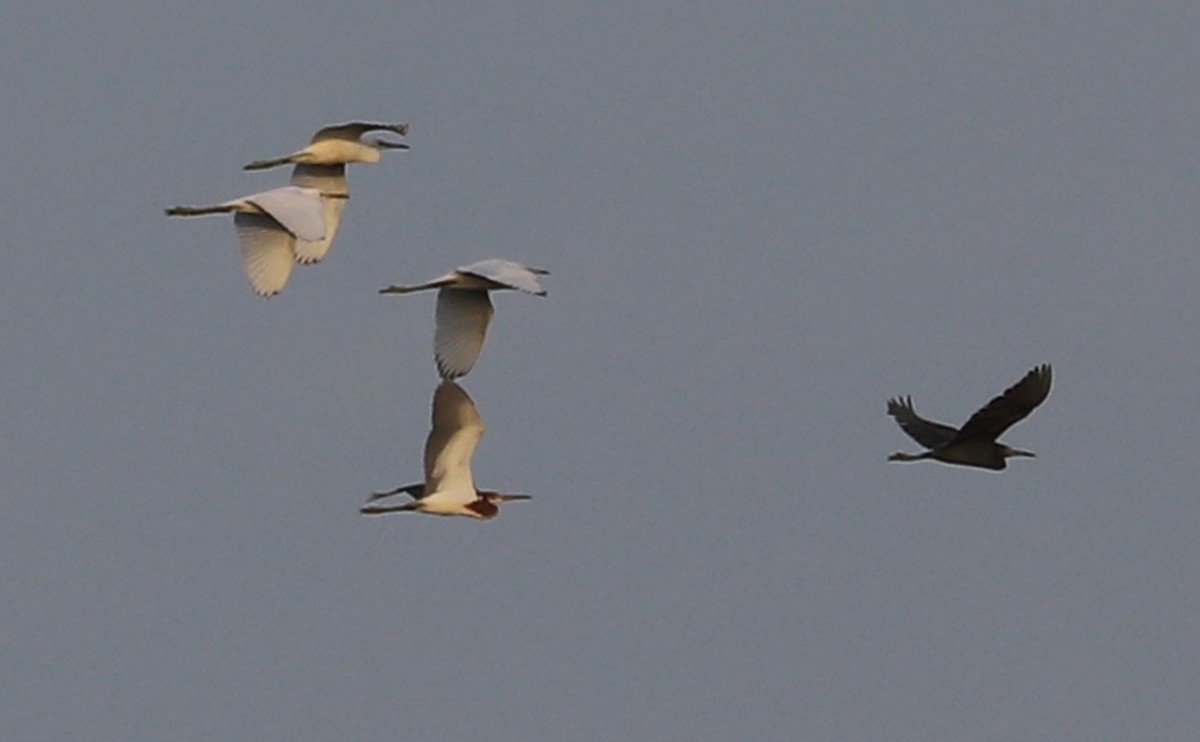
[887,364,1052,471]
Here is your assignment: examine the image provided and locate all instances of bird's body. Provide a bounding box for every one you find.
[362,381,530,519]
[887,364,1052,470]
[286,164,350,264]
[244,122,408,263]
[244,121,410,171]
[165,185,331,296]
[380,259,549,379]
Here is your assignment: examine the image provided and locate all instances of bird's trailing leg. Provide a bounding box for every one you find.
[164,204,234,217]
[243,156,295,171]
[360,501,421,515]
[366,483,425,503]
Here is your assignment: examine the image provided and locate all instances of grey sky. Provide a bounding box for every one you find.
[3,2,1198,740]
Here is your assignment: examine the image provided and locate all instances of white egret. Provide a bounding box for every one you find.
[379,259,549,380]
[361,380,531,519]
[165,185,334,297]
[245,122,409,263]
[887,364,1052,470]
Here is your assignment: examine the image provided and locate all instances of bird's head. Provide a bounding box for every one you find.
[369,137,410,152]
[461,492,531,520]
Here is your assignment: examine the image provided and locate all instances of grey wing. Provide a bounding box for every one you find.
[434,289,494,379]
[245,186,326,242]
[312,121,409,142]
[458,259,548,295]
[289,165,347,263]
[296,196,345,264]
[887,396,959,449]
[952,364,1052,443]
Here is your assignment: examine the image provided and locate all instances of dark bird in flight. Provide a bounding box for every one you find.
[887,364,1052,471]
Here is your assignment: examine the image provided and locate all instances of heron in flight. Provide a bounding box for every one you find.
[245,121,409,263]
[379,259,549,380]
[361,381,531,519]
[887,364,1052,470]
[165,185,334,296]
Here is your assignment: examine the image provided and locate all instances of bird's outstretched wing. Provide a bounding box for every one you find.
[458,259,549,295]
[233,213,296,297]
[887,396,959,449]
[287,164,348,264]
[424,381,485,492]
[951,364,1052,444]
[244,187,326,242]
[312,122,409,142]
[434,289,494,379]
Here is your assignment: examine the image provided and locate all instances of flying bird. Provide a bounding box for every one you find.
[887,364,1052,470]
[165,185,333,296]
[244,121,409,263]
[379,259,549,380]
[362,380,531,519]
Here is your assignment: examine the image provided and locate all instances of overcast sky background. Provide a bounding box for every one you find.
[3,2,1198,740]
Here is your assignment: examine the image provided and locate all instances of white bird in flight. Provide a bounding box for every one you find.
[165,185,333,297]
[379,259,549,380]
[244,121,409,264]
[361,380,531,519]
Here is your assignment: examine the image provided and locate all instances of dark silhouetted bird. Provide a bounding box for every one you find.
[887,364,1052,470]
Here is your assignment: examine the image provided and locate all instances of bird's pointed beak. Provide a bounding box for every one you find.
[493,494,532,502]
[377,140,409,150]
[1010,448,1036,458]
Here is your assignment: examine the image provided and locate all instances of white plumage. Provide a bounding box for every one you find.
[165,185,328,297]
[245,122,409,264]
[380,259,549,379]
[361,381,531,519]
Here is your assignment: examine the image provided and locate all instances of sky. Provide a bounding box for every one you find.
[2,2,1198,740]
